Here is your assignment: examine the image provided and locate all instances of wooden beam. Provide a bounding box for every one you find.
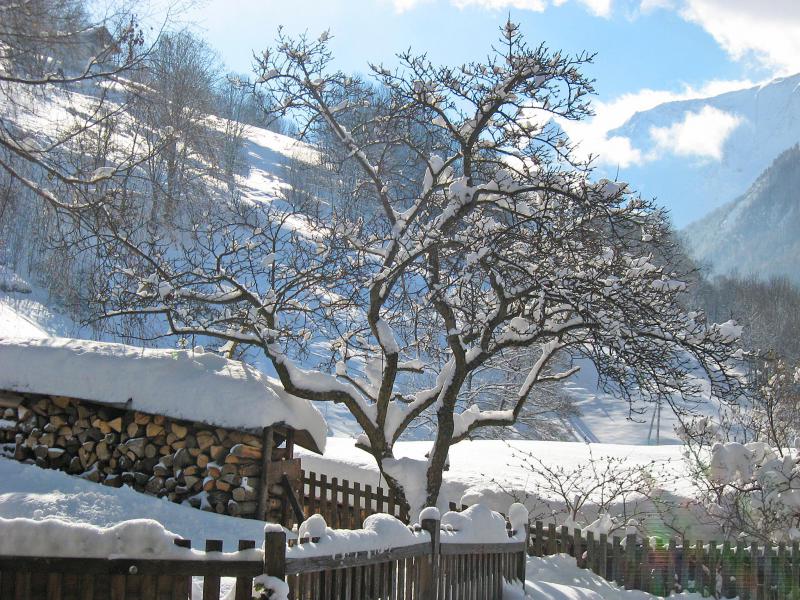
[280,473,305,525]
[256,426,274,521]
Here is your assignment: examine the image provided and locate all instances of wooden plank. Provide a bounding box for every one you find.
[0,557,261,578]
[586,531,595,574]
[667,538,677,596]
[640,537,651,593]
[365,483,374,517]
[202,540,223,600]
[779,543,788,600]
[791,541,800,600]
[46,573,62,600]
[734,540,746,600]
[625,534,637,590]
[612,536,622,585]
[353,482,362,529]
[321,475,329,522]
[235,540,256,600]
[139,575,156,600]
[720,541,731,599]
[750,542,759,600]
[764,543,774,600]
[256,427,274,521]
[14,572,30,600]
[110,575,126,600]
[533,522,543,557]
[307,471,317,518]
[547,524,557,555]
[695,539,705,596]
[680,540,691,593]
[331,477,340,528]
[79,574,95,600]
[574,528,584,567]
[600,534,609,580]
[560,526,569,556]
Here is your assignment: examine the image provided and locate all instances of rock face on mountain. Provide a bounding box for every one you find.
[682,145,800,284]
[607,74,800,227]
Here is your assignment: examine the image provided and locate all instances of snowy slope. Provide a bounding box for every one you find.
[682,144,800,284]
[602,74,800,228]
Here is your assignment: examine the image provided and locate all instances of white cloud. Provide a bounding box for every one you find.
[394,0,612,17]
[645,0,800,75]
[557,78,754,167]
[648,105,742,160]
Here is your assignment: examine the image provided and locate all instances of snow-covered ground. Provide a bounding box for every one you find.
[0,454,693,600]
[514,554,707,600]
[297,437,695,533]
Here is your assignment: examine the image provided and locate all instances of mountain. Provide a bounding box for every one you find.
[605,74,800,228]
[682,145,800,285]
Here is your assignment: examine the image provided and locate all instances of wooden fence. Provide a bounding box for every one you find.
[531,520,800,599]
[0,517,526,600]
[0,538,261,600]
[269,516,528,600]
[301,469,409,529]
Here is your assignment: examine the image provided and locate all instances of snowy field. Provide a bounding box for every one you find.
[298,438,693,528]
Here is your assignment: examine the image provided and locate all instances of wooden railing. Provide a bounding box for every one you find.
[301,469,409,529]
[0,515,527,600]
[531,520,800,599]
[0,538,261,600]
[267,516,528,600]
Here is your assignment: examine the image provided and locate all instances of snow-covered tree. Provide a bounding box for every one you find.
[0,0,155,211]
[89,23,743,515]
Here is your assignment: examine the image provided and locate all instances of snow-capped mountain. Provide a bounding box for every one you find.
[682,144,800,284]
[606,74,800,228]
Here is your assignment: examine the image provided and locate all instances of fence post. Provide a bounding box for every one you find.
[264,527,287,593]
[419,516,441,599]
[534,521,543,556]
[517,523,530,583]
[625,533,637,590]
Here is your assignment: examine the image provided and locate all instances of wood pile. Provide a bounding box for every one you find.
[2,392,294,521]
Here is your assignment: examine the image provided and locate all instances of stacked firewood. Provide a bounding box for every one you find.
[5,393,284,519]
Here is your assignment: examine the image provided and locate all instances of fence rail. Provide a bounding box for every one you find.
[531,519,800,599]
[301,469,409,529]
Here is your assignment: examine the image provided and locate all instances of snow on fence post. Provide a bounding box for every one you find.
[264,526,287,586]
[419,511,441,598]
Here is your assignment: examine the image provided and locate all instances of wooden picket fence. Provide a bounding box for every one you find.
[269,515,528,600]
[302,469,409,529]
[531,520,800,599]
[0,517,526,600]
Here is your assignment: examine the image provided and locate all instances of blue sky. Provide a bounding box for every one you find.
[162,0,800,224]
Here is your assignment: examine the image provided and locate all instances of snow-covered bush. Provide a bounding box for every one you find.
[680,421,800,542]
[491,443,664,535]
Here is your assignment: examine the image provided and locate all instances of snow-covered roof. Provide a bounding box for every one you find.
[0,337,327,454]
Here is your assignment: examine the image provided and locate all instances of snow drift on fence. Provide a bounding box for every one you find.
[0,517,194,559]
[287,513,427,559]
[0,336,327,452]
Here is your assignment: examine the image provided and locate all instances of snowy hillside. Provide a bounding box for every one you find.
[682,145,800,284]
[602,74,800,228]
